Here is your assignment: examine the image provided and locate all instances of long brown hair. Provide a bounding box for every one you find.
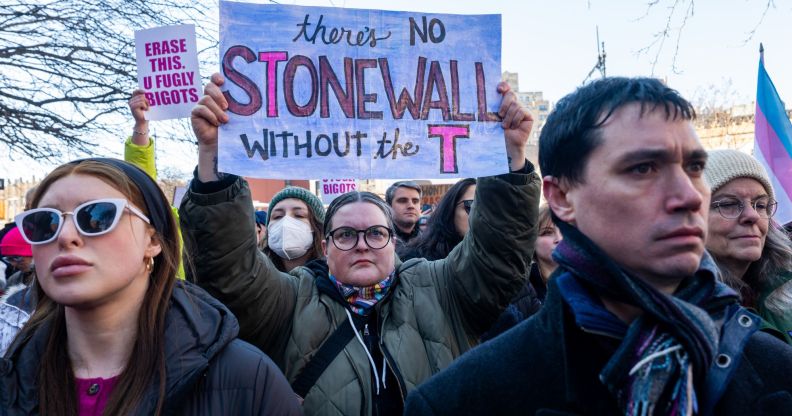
[730,221,792,310]
[12,160,180,415]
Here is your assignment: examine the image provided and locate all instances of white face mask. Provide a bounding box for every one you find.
[267,215,314,260]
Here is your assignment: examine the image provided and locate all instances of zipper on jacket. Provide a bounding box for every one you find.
[579,325,623,340]
[378,312,407,402]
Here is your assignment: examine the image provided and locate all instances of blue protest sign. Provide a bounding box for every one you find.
[218,1,504,179]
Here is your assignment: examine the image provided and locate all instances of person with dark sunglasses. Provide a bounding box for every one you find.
[399,179,477,262]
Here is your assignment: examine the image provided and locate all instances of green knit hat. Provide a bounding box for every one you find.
[267,186,325,225]
[703,149,774,200]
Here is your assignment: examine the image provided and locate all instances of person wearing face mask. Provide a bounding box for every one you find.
[263,187,326,272]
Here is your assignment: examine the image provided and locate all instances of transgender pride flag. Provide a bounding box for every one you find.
[754,44,792,226]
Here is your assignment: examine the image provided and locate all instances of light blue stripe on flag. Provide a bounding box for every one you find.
[757,59,792,159]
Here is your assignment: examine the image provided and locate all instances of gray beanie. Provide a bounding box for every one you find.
[703,149,774,199]
[267,186,325,226]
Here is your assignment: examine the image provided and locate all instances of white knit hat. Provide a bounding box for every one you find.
[704,149,775,199]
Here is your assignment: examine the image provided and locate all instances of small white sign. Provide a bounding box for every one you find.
[172,185,188,207]
[135,24,201,121]
[319,179,357,204]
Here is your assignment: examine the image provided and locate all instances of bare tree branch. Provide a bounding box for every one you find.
[634,0,694,75]
[743,0,776,43]
[0,0,216,162]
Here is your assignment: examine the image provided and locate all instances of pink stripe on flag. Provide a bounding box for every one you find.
[754,106,792,197]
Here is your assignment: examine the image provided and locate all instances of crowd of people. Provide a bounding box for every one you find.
[1,71,792,416]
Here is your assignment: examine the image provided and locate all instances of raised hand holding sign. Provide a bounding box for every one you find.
[216,2,512,180]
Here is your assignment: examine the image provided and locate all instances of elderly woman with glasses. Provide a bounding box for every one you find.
[180,73,541,415]
[704,149,792,344]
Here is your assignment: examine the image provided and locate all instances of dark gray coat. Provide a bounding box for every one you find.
[405,278,792,415]
[0,281,302,415]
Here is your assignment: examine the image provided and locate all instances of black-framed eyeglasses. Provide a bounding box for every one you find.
[326,225,393,251]
[1,256,23,264]
[458,199,474,214]
[710,197,777,219]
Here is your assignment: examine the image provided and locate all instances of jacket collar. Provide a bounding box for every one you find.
[0,281,238,414]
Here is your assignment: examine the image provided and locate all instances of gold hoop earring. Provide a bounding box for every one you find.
[145,256,155,272]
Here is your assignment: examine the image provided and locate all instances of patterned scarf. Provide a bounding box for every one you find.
[329,271,395,315]
[553,220,740,415]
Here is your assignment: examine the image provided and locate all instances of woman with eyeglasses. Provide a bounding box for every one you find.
[0,159,300,415]
[704,149,792,344]
[180,73,540,415]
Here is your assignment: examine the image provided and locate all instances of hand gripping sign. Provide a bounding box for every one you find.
[218,2,505,179]
[135,24,201,121]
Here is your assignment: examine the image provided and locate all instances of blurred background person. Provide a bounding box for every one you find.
[400,178,476,261]
[530,204,562,302]
[386,181,423,246]
[0,226,36,313]
[262,187,325,272]
[255,210,268,251]
[401,178,542,341]
[704,149,792,344]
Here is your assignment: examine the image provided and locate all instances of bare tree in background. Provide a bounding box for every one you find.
[691,79,739,123]
[635,0,777,74]
[0,0,216,161]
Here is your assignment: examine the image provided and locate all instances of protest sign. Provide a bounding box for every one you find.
[319,179,358,203]
[135,24,201,121]
[172,185,188,207]
[218,2,504,179]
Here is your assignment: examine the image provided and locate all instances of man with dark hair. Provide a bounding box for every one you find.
[385,180,423,244]
[405,77,792,415]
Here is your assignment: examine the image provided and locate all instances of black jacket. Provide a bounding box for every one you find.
[0,281,302,415]
[404,278,792,415]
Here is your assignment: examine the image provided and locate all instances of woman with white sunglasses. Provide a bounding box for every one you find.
[0,158,300,415]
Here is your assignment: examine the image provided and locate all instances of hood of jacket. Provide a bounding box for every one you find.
[0,280,239,415]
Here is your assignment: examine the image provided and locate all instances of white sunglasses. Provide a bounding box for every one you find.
[14,198,150,245]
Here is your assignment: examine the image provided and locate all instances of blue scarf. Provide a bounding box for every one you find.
[553,220,741,415]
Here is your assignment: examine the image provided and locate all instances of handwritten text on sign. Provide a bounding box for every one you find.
[135,24,201,121]
[218,2,504,179]
[320,179,357,204]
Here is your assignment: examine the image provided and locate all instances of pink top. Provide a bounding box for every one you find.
[74,376,120,416]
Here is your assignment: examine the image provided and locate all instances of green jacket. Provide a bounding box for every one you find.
[124,137,185,279]
[179,171,540,416]
[757,270,792,344]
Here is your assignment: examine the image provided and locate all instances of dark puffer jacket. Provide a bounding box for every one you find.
[405,278,792,415]
[0,281,302,415]
[179,170,541,416]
